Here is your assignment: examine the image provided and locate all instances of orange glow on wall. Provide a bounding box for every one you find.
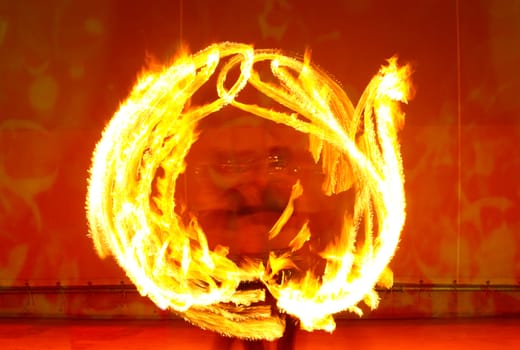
[1,0,519,321]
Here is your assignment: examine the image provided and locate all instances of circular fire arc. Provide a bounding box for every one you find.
[86,42,412,339]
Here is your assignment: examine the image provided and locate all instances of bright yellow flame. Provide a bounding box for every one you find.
[86,42,412,339]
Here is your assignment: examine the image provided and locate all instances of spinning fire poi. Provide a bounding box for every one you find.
[86,42,412,340]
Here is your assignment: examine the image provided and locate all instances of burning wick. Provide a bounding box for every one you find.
[86,42,413,339]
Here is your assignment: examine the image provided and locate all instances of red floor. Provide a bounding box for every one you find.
[0,317,518,350]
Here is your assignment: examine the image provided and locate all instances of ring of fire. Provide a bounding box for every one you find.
[86,42,412,340]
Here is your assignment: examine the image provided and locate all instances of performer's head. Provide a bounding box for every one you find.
[178,105,351,261]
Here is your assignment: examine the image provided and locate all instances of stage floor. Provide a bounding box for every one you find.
[0,317,518,350]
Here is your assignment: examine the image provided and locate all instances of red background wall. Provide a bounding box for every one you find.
[0,0,519,316]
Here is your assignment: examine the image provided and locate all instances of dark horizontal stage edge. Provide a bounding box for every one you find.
[1,282,519,321]
[2,282,520,293]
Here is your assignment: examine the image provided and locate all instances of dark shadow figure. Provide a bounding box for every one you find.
[212,316,297,350]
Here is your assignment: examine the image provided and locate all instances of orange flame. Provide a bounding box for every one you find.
[86,42,412,339]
